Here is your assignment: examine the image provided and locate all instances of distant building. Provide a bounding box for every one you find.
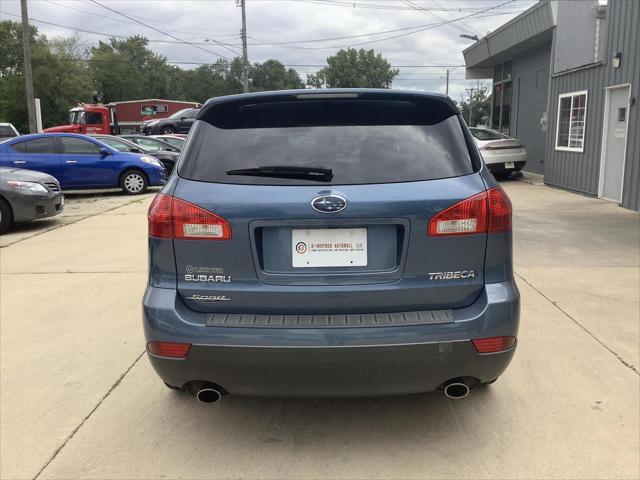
[111,99,201,133]
[463,0,639,211]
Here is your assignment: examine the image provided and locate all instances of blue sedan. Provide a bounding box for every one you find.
[0,133,165,194]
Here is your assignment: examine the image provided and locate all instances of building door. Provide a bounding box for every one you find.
[600,85,630,202]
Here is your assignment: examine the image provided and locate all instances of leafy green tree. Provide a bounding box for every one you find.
[33,35,93,128]
[307,48,399,88]
[89,36,171,102]
[178,60,232,103]
[250,59,304,91]
[456,82,492,127]
[0,21,91,132]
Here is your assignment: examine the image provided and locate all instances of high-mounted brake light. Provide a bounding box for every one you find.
[148,193,231,240]
[428,187,511,236]
[147,341,191,358]
[472,336,516,353]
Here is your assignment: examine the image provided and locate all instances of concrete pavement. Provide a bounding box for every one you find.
[0,182,638,479]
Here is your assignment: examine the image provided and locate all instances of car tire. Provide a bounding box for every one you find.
[120,170,148,195]
[161,127,176,135]
[0,197,13,235]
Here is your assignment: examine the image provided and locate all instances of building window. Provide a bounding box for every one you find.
[490,61,512,134]
[555,90,588,152]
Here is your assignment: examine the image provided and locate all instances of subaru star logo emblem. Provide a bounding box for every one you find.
[311,194,347,213]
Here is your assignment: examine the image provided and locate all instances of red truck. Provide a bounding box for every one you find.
[44,103,120,135]
[44,99,201,135]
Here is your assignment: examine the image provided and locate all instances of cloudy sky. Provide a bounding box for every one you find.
[1,0,536,100]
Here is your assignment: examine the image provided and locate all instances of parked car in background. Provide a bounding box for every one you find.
[90,134,178,175]
[150,135,186,150]
[470,127,527,176]
[139,107,200,135]
[121,135,180,156]
[0,167,64,234]
[0,134,165,195]
[0,123,20,141]
[144,89,519,403]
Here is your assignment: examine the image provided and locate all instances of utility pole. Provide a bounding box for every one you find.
[445,69,449,96]
[20,0,37,133]
[465,87,475,126]
[239,0,249,93]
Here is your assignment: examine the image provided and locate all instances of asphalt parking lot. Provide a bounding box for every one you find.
[1,178,639,480]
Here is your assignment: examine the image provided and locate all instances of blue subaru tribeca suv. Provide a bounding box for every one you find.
[144,89,519,403]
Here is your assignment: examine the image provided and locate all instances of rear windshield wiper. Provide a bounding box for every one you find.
[226,165,333,182]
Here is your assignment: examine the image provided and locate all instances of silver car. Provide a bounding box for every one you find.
[0,167,64,234]
[470,127,527,176]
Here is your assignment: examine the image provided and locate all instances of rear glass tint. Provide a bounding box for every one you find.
[0,126,17,137]
[179,99,474,185]
[11,137,56,154]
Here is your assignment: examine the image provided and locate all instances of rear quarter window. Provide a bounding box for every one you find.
[10,137,56,154]
[179,99,476,185]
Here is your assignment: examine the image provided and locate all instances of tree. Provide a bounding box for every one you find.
[306,48,399,88]
[89,36,173,102]
[33,35,93,128]
[250,59,304,91]
[177,60,232,103]
[0,21,91,132]
[456,82,492,127]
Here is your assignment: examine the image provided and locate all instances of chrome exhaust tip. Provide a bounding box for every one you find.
[196,388,222,404]
[443,382,470,399]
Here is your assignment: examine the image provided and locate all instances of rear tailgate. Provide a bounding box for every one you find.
[172,175,487,314]
[169,90,488,315]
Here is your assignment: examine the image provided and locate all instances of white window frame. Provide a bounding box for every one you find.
[555,90,588,152]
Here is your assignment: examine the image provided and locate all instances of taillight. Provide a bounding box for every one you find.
[148,194,173,238]
[486,187,512,233]
[428,191,487,236]
[148,194,231,240]
[472,336,516,353]
[428,187,511,236]
[147,341,191,358]
[172,197,231,240]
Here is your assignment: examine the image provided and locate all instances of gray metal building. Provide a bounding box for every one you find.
[463,0,639,211]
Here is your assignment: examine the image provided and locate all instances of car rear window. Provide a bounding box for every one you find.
[179,99,475,185]
[0,126,17,137]
[470,128,509,141]
[10,137,56,154]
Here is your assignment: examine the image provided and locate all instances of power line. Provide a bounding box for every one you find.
[0,10,220,45]
[402,0,476,37]
[86,0,233,59]
[247,1,518,51]
[429,0,479,36]
[45,0,240,38]
[1,7,524,51]
[24,56,465,69]
[290,0,530,12]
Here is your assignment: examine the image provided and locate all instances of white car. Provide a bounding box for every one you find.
[0,123,20,142]
[470,127,527,176]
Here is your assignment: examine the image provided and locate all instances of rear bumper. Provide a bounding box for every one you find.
[482,151,527,166]
[487,160,526,173]
[143,280,520,397]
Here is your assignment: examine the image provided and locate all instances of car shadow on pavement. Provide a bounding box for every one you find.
[162,385,496,449]
[3,217,61,235]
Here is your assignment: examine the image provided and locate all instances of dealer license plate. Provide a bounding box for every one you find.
[292,228,367,268]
